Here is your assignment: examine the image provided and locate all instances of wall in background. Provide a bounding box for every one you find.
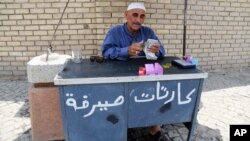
[0,0,250,75]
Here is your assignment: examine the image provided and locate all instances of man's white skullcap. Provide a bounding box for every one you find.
[127,2,146,11]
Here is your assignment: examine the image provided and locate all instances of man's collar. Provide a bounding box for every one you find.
[123,23,141,37]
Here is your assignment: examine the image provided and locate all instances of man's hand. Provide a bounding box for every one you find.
[148,43,160,54]
[128,40,143,56]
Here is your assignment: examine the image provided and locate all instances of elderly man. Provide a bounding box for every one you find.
[101,2,165,60]
[101,2,169,141]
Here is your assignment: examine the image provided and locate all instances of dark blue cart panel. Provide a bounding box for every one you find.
[128,79,200,127]
[60,84,127,141]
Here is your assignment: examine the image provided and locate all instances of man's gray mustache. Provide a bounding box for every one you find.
[134,23,141,26]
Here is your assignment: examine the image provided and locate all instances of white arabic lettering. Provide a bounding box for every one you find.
[133,82,196,105]
[164,91,175,104]
[65,94,124,118]
[134,93,155,102]
[66,93,89,111]
[178,83,196,105]
[156,82,169,100]
[83,95,124,117]
[65,81,196,118]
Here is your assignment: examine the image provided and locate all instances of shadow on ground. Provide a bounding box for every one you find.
[203,68,250,92]
[127,123,222,141]
[14,99,30,118]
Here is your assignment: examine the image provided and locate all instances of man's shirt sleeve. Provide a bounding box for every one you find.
[101,28,128,60]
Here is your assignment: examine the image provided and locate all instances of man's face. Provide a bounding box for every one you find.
[125,9,146,32]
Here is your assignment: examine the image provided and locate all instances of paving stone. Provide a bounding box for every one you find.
[172,136,184,141]
[168,129,181,138]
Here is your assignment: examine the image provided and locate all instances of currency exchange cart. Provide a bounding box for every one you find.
[54,56,208,141]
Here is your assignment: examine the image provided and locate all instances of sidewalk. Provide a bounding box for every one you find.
[0,68,249,141]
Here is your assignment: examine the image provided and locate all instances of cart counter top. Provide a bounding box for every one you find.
[54,56,208,85]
